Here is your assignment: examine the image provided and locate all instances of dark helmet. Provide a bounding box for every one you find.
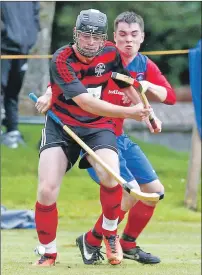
[76,9,108,35]
[74,9,108,57]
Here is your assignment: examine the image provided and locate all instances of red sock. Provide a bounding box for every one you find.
[86,214,103,246]
[119,209,127,223]
[86,209,126,246]
[35,201,58,245]
[120,201,155,250]
[100,184,122,237]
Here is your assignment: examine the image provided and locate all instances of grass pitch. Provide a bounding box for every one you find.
[2,222,201,275]
[1,125,201,275]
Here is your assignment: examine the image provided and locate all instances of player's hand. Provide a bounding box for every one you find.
[139,80,150,93]
[129,103,151,121]
[145,115,162,134]
[35,87,52,113]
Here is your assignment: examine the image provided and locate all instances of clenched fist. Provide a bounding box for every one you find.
[127,103,151,121]
[35,87,52,113]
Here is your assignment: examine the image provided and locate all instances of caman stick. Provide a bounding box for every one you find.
[29,93,163,202]
[111,72,158,129]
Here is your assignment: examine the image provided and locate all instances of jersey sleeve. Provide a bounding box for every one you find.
[112,50,132,89]
[50,54,87,100]
[146,59,176,104]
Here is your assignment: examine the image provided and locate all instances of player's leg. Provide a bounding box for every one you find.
[140,179,164,197]
[88,148,123,265]
[34,147,67,266]
[1,56,11,126]
[34,117,80,266]
[77,134,161,265]
[78,129,123,265]
[120,134,163,264]
[77,141,137,265]
[87,150,136,241]
[1,58,13,145]
[2,59,27,147]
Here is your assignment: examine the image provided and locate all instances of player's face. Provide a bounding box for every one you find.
[114,22,144,57]
[77,31,105,57]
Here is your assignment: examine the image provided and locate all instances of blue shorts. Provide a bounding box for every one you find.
[87,133,158,185]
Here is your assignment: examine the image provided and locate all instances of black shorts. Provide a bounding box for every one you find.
[39,116,118,171]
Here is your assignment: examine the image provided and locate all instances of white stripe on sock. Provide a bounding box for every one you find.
[40,239,57,254]
[102,214,118,231]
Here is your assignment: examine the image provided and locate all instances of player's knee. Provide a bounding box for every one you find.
[141,179,163,191]
[140,179,165,205]
[93,163,110,183]
[158,181,165,199]
[94,163,119,187]
[38,178,59,203]
[38,184,56,198]
[153,181,165,201]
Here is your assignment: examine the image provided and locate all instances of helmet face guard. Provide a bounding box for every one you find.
[74,31,107,58]
[74,9,108,57]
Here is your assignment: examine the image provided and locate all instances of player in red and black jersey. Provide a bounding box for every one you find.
[33,9,151,267]
[81,11,176,265]
[50,40,132,130]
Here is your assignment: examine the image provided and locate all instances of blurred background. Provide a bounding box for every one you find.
[10,1,201,150]
[1,2,201,207]
[1,2,201,274]
[1,0,201,207]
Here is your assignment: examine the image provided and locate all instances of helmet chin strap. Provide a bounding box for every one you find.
[76,43,96,58]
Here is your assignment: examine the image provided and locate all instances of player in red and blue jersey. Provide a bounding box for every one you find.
[33,9,151,267]
[80,11,176,265]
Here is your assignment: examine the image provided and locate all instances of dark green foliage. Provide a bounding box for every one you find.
[51,1,201,86]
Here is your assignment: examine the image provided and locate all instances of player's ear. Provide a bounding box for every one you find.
[113,32,116,43]
[140,32,145,44]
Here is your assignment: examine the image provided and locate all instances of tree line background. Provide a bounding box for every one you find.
[51,1,201,87]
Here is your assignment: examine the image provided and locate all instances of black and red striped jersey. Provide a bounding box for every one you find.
[50,41,131,130]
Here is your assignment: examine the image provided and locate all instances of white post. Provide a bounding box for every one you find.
[20,2,56,115]
[184,122,201,210]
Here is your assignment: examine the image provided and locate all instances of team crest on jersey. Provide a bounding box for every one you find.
[136,72,145,81]
[95,63,105,77]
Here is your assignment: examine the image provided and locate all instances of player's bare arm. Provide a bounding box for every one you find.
[143,60,176,104]
[72,93,150,121]
[36,86,150,122]
[139,80,167,102]
[121,85,162,133]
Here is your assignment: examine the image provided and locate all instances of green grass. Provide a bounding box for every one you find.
[2,223,201,275]
[1,125,201,275]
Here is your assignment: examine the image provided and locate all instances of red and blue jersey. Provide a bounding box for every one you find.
[103,53,176,136]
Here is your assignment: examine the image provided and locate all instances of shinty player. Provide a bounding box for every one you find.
[76,11,176,265]
[33,9,151,266]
